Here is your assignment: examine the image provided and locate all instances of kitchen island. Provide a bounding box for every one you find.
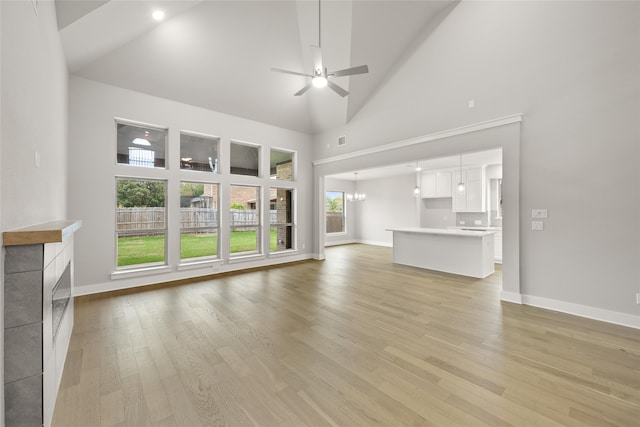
[387,227,495,278]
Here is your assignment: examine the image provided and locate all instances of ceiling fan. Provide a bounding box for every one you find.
[271,0,369,97]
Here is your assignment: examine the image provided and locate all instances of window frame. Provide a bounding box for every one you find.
[115,118,168,170]
[179,181,220,262]
[270,187,295,253]
[229,184,262,257]
[269,148,296,181]
[179,130,220,174]
[230,140,261,177]
[114,176,168,270]
[325,190,347,235]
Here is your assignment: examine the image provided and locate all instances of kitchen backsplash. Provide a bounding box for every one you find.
[455,211,503,227]
[456,212,488,227]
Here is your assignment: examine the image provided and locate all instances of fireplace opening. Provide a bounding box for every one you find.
[52,262,71,339]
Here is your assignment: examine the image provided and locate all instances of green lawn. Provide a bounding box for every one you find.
[117,230,278,266]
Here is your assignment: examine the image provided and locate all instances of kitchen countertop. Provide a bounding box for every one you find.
[387,227,495,237]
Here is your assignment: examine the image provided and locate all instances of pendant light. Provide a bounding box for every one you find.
[457,154,465,193]
[413,162,421,197]
[347,172,366,202]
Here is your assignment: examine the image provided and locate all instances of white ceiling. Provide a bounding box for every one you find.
[330,148,503,181]
[56,0,458,134]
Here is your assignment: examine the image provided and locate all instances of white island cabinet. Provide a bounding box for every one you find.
[387,227,495,278]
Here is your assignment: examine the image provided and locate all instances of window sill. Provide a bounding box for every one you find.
[227,253,266,264]
[111,265,172,280]
[178,258,222,271]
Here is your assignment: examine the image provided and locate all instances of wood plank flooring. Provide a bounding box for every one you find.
[52,244,640,426]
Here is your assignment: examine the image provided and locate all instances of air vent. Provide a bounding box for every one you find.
[337,135,346,146]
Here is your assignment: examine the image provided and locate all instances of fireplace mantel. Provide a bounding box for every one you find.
[3,220,81,427]
[3,220,81,246]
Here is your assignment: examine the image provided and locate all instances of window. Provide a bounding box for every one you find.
[230,141,260,177]
[229,185,260,254]
[270,188,294,252]
[180,132,219,172]
[270,149,294,181]
[180,182,219,260]
[116,122,166,168]
[326,191,345,233]
[116,178,167,267]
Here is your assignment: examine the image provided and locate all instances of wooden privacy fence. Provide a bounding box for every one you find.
[326,212,344,233]
[116,208,278,235]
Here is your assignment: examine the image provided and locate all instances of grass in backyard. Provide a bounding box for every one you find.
[118,230,278,266]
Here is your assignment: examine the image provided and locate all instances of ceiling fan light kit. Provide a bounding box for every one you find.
[272,0,369,97]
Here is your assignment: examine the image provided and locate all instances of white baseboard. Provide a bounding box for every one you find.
[500,291,523,304]
[502,292,639,330]
[324,239,357,247]
[74,253,314,297]
[522,294,640,330]
[357,239,393,247]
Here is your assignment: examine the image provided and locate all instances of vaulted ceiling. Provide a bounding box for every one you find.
[56,0,458,134]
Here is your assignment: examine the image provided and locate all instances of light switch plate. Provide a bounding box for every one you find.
[532,209,548,219]
[531,221,544,231]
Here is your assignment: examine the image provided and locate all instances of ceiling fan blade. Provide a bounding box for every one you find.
[311,46,324,73]
[327,80,349,97]
[331,65,369,77]
[294,84,313,96]
[271,68,312,78]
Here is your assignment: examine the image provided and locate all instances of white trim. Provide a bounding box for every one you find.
[357,239,393,248]
[500,291,523,304]
[114,116,168,131]
[313,114,523,166]
[324,239,357,247]
[227,253,266,264]
[110,265,172,280]
[78,253,314,296]
[269,249,299,258]
[177,259,222,271]
[522,295,640,330]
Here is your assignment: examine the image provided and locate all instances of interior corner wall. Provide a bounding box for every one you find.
[1,1,69,421]
[67,76,313,295]
[313,1,640,322]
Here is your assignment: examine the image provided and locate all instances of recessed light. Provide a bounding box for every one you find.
[152,10,165,21]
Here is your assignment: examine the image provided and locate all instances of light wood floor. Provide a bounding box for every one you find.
[52,244,640,426]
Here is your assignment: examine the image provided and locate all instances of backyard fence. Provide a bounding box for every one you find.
[116,208,277,235]
[326,212,345,233]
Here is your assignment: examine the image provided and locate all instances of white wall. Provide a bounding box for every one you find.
[324,177,356,246]
[68,76,313,295]
[312,1,640,325]
[1,0,70,420]
[356,174,419,246]
[1,1,68,229]
[420,198,455,229]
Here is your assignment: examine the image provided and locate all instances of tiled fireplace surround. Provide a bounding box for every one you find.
[3,221,81,427]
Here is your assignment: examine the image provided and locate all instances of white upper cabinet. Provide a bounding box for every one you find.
[421,171,452,198]
[452,166,486,212]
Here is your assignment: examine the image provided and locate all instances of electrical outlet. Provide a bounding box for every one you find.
[636,293,640,305]
[531,221,544,231]
[474,220,482,225]
[532,209,548,219]
[302,243,305,249]
[459,220,465,225]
